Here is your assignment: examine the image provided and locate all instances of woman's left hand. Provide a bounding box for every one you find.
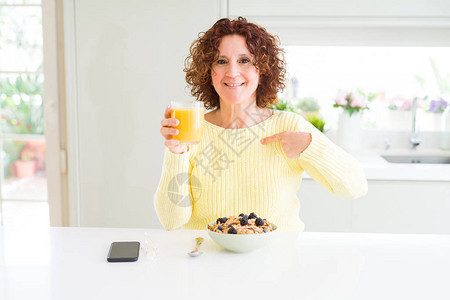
[260,131,312,159]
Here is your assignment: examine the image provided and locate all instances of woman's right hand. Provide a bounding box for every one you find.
[160,105,189,154]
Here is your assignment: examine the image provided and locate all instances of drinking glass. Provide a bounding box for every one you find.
[170,101,204,145]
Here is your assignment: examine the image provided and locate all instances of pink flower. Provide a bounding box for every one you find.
[388,96,412,111]
[334,91,349,106]
[333,89,372,115]
[350,93,367,108]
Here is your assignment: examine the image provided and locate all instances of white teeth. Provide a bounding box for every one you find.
[226,83,244,87]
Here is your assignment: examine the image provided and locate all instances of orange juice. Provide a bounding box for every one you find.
[171,106,204,145]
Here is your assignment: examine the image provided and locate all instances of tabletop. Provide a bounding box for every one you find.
[1,226,449,300]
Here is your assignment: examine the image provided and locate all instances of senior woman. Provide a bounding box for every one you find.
[154,17,368,231]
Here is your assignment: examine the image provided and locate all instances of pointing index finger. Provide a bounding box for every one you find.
[261,132,283,144]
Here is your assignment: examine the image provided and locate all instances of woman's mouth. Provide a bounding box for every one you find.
[224,83,245,87]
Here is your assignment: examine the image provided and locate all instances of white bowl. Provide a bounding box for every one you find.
[207,222,278,253]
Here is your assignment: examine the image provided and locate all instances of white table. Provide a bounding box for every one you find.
[1,227,449,300]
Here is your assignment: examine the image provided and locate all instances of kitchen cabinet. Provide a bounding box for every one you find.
[300,179,450,234]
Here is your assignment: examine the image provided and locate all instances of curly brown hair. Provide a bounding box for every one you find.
[184,17,286,110]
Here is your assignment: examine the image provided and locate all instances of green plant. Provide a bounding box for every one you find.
[270,98,326,132]
[268,98,298,113]
[305,113,326,132]
[429,57,450,95]
[0,73,44,178]
[296,97,320,112]
[414,57,450,106]
[0,73,44,134]
[2,141,27,178]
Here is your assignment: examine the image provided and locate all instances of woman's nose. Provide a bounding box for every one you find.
[225,61,240,77]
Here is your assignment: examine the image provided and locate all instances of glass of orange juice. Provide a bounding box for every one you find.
[170,101,204,145]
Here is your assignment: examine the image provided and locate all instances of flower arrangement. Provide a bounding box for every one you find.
[333,90,372,117]
[426,97,448,114]
[387,96,414,111]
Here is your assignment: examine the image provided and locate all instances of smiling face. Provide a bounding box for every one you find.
[211,34,260,107]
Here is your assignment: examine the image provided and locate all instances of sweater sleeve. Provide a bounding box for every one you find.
[290,115,368,199]
[153,148,194,230]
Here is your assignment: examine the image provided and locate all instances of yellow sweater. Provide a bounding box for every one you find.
[154,110,367,231]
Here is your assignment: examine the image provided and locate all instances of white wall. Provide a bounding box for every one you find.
[64,0,223,228]
[228,0,450,46]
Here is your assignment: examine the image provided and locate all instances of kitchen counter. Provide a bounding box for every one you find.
[1,226,449,300]
[303,149,450,181]
[355,149,450,181]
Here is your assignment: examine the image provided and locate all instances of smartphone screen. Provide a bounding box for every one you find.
[107,241,140,262]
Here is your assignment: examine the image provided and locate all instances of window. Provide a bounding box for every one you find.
[0,0,48,228]
[281,46,450,132]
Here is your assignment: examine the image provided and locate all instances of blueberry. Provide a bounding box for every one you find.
[228,227,237,234]
[222,217,228,222]
[218,225,223,231]
[255,218,264,226]
[240,218,248,226]
[263,229,267,233]
[243,214,249,219]
[228,224,233,228]
[249,212,257,219]
[238,213,245,217]
[216,218,224,224]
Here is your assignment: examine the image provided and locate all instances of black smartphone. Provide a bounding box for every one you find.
[107,241,140,262]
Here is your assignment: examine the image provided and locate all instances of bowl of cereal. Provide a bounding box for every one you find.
[207,213,278,253]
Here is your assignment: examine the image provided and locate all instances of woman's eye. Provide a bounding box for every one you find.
[217,59,227,64]
[240,58,250,64]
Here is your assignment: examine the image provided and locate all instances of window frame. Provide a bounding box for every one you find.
[42,0,68,226]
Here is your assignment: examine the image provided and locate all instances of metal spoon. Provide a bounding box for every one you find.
[188,237,204,257]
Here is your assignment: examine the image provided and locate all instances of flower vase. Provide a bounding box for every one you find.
[441,106,450,150]
[386,110,412,131]
[338,112,361,151]
[422,112,441,131]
